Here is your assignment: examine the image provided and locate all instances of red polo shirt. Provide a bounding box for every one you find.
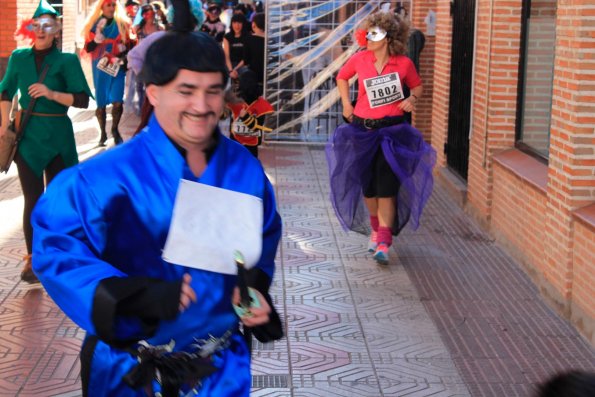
[337,50,421,119]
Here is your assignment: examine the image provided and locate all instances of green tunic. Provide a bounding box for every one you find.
[0,47,92,177]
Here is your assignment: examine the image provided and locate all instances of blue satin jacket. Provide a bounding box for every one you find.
[31,115,282,396]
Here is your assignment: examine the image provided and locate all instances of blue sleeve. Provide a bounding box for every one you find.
[30,168,129,335]
[256,175,282,281]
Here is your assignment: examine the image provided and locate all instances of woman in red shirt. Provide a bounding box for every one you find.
[326,11,436,265]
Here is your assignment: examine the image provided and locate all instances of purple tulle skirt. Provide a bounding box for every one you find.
[325,122,436,235]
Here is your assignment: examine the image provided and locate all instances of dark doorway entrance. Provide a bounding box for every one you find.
[446,0,475,180]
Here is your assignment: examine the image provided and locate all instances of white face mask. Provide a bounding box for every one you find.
[32,17,61,34]
[366,26,387,42]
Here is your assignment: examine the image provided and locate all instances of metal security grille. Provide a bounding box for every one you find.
[446,0,475,180]
[264,0,387,143]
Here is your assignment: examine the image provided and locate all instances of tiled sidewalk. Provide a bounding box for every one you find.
[0,111,594,396]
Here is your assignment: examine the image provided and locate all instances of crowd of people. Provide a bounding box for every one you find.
[81,0,267,151]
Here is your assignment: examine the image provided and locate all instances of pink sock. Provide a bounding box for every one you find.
[377,226,392,246]
[370,216,379,232]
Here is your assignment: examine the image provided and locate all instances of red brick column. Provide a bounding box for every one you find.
[466,0,522,222]
[410,0,436,143]
[544,0,595,315]
[429,0,453,169]
[0,0,18,78]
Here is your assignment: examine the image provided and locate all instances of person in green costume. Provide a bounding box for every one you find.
[0,0,92,283]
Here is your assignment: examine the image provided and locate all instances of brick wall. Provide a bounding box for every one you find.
[466,0,523,222]
[492,163,547,276]
[430,0,594,343]
[0,0,18,60]
[429,0,452,168]
[572,215,595,344]
[411,0,436,142]
[542,0,595,310]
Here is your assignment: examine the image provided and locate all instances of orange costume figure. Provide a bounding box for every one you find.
[82,0,133,146]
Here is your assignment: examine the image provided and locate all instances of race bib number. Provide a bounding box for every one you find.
[97,56,121,77]
[364,72,404,108]
[232,120,260,137]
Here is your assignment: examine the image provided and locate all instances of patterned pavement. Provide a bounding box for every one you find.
[0,109,594,396]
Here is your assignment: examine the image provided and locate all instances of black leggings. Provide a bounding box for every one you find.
[363,148,400,198]
[15,153,66,254]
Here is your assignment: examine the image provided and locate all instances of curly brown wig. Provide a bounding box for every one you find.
[361,11,409,56]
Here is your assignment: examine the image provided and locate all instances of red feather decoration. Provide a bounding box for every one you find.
[14,18,36,43]
[355,29,367,47]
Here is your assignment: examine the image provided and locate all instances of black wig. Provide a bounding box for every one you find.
[139,0,229,87]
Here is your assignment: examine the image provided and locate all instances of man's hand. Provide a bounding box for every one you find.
[28,83,53,100]
[179,273,197,312]
[232,287,271,327]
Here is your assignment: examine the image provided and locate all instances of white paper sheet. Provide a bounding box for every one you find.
[162,180,263,275]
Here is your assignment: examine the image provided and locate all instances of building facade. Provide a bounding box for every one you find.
[422,0,595,345]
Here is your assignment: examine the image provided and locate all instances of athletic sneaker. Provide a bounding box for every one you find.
[368,230,378,253]
[373,243,390,265]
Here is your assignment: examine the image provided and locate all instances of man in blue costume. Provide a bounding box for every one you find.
[30,1,282,396]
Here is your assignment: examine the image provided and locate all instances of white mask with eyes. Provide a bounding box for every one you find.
[32,17,61,35]
[366,26,387,42]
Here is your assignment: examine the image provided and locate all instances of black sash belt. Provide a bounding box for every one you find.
[122,331,233,397]
[352,115,405,130]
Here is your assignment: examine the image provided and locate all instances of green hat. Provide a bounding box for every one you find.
[33,0,60,18]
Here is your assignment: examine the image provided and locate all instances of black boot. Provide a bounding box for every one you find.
[111,103,124,145]
[96,107,107,146]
